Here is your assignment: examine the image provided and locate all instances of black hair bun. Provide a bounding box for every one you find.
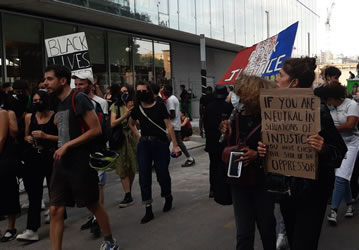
[303,57,317,71]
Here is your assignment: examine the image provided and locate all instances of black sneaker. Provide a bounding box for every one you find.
[163,195,173,212]
[1,229,17,242]
[80,216,94,230]
[119,196,134,208]
[90,220,101,238]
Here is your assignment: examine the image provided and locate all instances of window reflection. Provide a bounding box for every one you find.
[108,32,132,86]
[223,0,235,43]
[78,27,108,88]
[133,38,153,84]
[211,0,224,40]
[44,21,76,39]
[178,0,196,33]
[134,0,158,24]
[154,41,171,85]
[196,0,211,37]
[4,14,42,88]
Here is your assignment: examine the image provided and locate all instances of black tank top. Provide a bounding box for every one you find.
[29,113,58,152]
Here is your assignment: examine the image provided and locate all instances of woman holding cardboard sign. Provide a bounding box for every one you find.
[220,74,277,250]
[258,57,347,250]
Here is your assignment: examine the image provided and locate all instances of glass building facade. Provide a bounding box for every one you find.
[57,0,318,56]
[0,12,172,90]
[0,0,318,91]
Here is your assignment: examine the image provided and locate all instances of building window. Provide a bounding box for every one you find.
[133,37,153,84]
[44,21,77,39]
[3,14,43,88]
[108,32,132,86]
[78,27,107,88]
[154,41,171,85]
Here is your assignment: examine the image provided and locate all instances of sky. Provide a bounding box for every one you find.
[317,0,359,57]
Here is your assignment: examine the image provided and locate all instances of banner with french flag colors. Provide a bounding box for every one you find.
[217,22,298,85]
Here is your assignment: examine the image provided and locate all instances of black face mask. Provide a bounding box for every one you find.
[137,91,154,104]
[16,93,27,101]
[32,102,46,112]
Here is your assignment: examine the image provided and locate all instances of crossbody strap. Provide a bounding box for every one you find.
[139,105,167,134]
[243,123,261,145]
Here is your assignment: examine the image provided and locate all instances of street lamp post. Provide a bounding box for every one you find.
[200,34,207,95]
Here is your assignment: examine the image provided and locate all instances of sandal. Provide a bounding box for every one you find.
[1,229,17,242]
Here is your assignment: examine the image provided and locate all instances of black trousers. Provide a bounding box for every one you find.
[23,151,53,231]
[280,187,330,250]
[231,185,276,250]
[208,150,223,193]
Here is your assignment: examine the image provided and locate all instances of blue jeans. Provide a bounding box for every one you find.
[137,138,171,205]
[331,176,353,209]
[231,185,276,250]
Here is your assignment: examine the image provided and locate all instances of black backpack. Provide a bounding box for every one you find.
[71,90,110,151]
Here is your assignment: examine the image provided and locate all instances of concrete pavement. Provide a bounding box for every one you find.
[1,138,359,250]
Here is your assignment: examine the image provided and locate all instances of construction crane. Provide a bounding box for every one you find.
[324,1,335,63]
[325,2,335,31]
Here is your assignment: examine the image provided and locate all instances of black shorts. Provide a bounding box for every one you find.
[50,150,99,208]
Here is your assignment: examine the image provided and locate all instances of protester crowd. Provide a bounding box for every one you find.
[0,60,359,250]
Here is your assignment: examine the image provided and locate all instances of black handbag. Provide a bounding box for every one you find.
[109,103,124,150]
[214,160,232,206]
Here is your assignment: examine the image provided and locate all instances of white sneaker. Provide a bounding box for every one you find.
[345,205,355,217]
[276,233,288,250]
[44,209,50,216]
[327,209,337,225]
[16,229,39,241]
[41,200,46,210]
[45,214,50,224]
[21,201,29,209]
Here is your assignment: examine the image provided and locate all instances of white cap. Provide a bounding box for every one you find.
[72,71,94,84]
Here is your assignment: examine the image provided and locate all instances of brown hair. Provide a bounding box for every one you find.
[282,57,317,88]
[234,74,275,114]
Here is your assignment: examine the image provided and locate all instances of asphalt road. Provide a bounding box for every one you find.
[1,145,358,250]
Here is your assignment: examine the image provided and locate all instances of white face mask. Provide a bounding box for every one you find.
[231,94,240,107]
[327,105,335,111]
[287,79,295,88]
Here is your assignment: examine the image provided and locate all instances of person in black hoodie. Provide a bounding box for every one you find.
[203,85,232,198]
[258,57,347,250]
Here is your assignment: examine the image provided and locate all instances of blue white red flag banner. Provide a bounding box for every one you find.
[217,22,298,85]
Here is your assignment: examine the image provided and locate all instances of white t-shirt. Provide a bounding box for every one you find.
[166,95,181,131]
[330,98,359,144]
[92,95,109,115]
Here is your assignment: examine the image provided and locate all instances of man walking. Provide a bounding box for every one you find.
[44,65,118,250]
[73,71,109,238]
[163,85,195,167]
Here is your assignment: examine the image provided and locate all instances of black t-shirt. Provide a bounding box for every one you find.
[56,90,94,167]
[131,102,169,140]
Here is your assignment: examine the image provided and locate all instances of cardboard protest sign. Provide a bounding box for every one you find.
[260,88,321,179]
[45,32,92,87]
[217,22,298,85]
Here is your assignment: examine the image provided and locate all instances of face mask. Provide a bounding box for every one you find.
[327,105,335,111]
[121,93,129,103]
[137,91,154,104]
[231,94,240,107]
[287,79,295,88]
[32,102,47,112]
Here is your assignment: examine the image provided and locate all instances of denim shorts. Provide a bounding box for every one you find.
[98,170,107,186]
